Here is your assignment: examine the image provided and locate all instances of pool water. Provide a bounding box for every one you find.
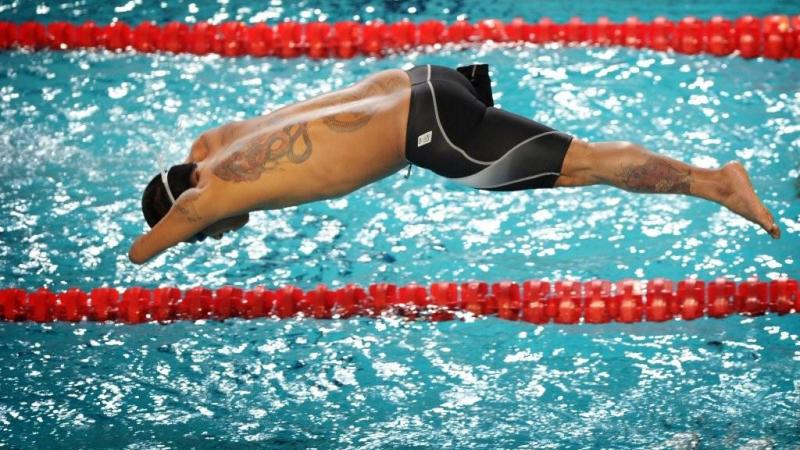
[2,316,799,449]
[1,0,799,448]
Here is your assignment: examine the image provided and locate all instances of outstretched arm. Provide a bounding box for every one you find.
[128,188,216,264]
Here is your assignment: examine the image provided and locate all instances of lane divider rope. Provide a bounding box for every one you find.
[0,15,799,60]
[1,278,797,324]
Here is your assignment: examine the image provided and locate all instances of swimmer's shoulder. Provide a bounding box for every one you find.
[186,121,249,164]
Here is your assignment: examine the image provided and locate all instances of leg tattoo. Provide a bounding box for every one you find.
[618,157,692,194]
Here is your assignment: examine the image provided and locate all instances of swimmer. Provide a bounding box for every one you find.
[129,64,780,264]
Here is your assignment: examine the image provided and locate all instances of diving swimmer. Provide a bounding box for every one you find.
[129,64,780,264]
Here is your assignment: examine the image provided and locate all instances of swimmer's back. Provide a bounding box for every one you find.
[194,69,412,214]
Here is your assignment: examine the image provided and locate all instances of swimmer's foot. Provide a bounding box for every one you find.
[716,162,780,239]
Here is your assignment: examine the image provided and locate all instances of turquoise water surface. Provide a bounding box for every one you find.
[1,0,799,448]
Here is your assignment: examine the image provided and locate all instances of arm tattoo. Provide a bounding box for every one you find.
[618,157,692,194]
[213,123,312,182]
[175,201,203,223]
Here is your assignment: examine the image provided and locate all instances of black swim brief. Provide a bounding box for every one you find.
[404,64,573,190]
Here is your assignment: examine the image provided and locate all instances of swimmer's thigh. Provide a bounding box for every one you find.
[457,107,573,191]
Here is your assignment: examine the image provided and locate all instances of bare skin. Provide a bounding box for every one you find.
[129,69,411,263]
[555,140,780,238]
[128,70,780,264]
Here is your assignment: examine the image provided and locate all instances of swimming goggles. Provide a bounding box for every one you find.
[157,155,206,242]
[157,154,177,205]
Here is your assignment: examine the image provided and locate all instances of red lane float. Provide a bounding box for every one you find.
[1,15,799,60]
[0,278,796,325]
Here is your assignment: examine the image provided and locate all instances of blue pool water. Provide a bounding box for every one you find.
[1,0,799,448]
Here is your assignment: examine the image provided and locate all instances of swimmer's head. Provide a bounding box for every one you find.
[141,163,197,228]
[141,163,249,242]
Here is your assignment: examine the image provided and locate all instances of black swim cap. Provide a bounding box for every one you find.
[141,163,197,228]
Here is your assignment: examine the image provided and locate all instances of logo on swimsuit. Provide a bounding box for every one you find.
[417,131,432,147]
